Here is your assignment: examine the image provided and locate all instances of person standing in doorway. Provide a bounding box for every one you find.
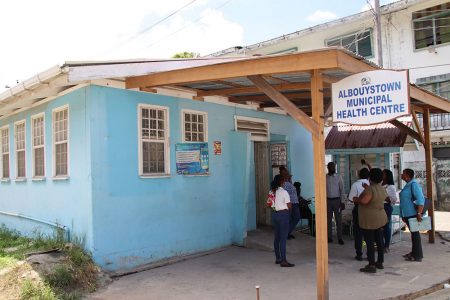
[280,169,300,240]
[326,162,345,245]
[270,175,294,267]
[382,169,398,253]
[348,168,370,261]
[399,168,424,262]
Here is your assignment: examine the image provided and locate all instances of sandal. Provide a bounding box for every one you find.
[402,252,412,258]
[405,255,422,262]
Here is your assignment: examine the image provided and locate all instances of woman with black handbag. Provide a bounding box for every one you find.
[399,168,425,262]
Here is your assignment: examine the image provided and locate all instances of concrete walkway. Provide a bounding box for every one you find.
[89,213,450,300]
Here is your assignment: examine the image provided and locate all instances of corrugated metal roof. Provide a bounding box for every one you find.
[325,123,408,149]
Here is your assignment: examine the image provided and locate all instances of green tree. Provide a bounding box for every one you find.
[172,51,200,58]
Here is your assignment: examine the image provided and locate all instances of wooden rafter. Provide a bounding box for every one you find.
[247,75,319,137]
[411,110,425,144]
[389,119,424,144]
[410,86,450,112]
[214,80,244,88]
[196,82,313,97]
[263,75,290,84]
[229,91,332,103]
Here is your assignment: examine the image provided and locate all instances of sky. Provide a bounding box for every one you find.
[0,0,397,93]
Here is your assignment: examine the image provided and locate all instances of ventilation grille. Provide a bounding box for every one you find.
[235,116,270,141]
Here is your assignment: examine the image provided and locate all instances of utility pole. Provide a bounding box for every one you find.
[374,0,383,67]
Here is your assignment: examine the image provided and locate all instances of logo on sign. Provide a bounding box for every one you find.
[332,70,409,125]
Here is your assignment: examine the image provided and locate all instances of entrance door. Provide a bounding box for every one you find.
[254,142,271,226]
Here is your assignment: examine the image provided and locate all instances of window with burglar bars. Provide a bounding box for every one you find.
[182,110,208,142]
[1,126,10,179]
[326,29,373,58]
[53,107,69,177]
[15,121,26,178]
[139,105,169,175]
[413,3,450,50]
[32,115,45,177]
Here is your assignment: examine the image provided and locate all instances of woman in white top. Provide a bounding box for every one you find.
[270,174,294,267]
[382,169,398,252]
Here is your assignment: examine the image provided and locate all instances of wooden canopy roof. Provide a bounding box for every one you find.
[126,48,450,118]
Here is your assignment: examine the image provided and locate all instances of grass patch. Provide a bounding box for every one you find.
[20,279,57,300]
[0,256,18,269]
[0,225,99,299]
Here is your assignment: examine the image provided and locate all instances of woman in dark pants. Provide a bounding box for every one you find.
[270,175,294,267]
[356,168,388,273]
[382,169,398,252]
[399,168,424,262]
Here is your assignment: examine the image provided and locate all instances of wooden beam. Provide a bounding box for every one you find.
[412,105,425,113]
[336,50,377,74]
[214,80,244,88]
[411,110,424,144]
[247,75,319,137]
[311,69,329,300]
[423,109,435,243]
[126,49,340,89]
[140,87,157,93]
[410,86,450,112]
[263,75,290,84]
[197,82,312,97]
[389,120,424,144]
[322,74,340,84]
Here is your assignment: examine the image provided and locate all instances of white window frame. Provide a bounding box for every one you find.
[0,125,10,180]
[138,104,170,177]
[325,29,374,58]
[412,4,450,51]
[14,120,26,180]
[52,105,70,179]
[31,113,46,178]
[181,109,208,143]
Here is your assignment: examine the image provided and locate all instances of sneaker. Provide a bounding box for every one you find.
[355,255,363,261]
[338,239,344,245]
[360,264,377,273]
[275,260,281,264]
[384,247,390,254]
[280,261,295,267]
[288,234,295,240]
[375,262,384,269]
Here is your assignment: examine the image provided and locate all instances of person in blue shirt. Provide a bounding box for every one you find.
[399,168,425,262]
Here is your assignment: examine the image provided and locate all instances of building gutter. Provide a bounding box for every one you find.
[0,65,67,104]
[0,210,70,241]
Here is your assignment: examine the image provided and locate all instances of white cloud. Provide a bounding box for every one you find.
[306,10,338,22]
[0,0,243,92]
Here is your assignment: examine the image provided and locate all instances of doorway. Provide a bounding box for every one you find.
[254,141,271,226]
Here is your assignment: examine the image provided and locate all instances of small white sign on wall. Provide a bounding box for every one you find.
[332,70,409,125]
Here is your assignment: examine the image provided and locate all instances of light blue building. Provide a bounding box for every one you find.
[0,61,315,272]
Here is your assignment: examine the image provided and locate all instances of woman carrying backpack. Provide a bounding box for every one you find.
[399,168,425,262]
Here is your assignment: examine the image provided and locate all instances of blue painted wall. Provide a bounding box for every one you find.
[87,85,313,271]
[0,88,94,250]
[0,84,314,272]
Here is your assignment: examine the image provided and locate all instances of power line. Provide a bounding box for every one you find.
[99,0,198,56]
[146,0,235,50]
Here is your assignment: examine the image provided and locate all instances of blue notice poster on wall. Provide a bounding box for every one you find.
[175,143,209,175]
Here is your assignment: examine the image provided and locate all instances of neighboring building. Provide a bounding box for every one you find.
[210,0,450,210]
[0,61,315,271]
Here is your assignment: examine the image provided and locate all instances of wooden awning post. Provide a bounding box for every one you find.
[423,108,435,243]
[311,69,329,300]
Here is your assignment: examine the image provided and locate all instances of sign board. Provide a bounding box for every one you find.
[213,141,222,155]
[271,143,287,167]
[176,143,209,175]
[332,70,409,125]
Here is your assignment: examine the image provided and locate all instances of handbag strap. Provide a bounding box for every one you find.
[410,182,416,202]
